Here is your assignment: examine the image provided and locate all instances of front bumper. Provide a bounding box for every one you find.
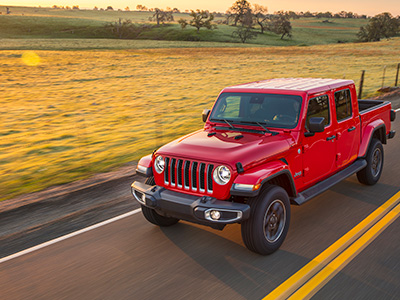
[131,181,250,228]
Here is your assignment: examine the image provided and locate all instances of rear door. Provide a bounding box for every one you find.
[333,87,360,168]
[302,93,337,186]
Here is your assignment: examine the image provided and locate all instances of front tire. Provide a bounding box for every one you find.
[141,205,179,227]
[357,138,384,185]
[241,185,291,255]
[141,176,179,226]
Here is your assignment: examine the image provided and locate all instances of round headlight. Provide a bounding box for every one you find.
[154,156,165,174]
[213,165,231,185]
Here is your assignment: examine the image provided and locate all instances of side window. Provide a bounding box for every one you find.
[306,95,330,130]
[335,89,352,121]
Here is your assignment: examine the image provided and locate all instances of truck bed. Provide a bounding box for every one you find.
[358,99,387,113]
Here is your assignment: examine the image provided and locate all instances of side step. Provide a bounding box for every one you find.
[291,159,367,205]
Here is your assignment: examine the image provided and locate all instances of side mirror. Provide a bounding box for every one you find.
[308,117,325,133]
[202,109,210,122]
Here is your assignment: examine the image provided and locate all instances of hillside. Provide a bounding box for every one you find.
[0,5,370,47]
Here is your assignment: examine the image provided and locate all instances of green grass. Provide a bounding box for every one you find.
[0,5,371,46]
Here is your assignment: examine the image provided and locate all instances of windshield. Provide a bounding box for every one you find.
[209,92,303,129]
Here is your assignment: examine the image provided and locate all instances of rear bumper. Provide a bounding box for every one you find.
[131,181,250,228]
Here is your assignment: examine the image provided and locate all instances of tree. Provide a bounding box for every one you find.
[269,13,292,39]
[178,18,188,29]
[232,25,257,43]
[106,18,134,39]
[225,10,235,25]
[105,19,151,39]
[316,11,332,19]
[189,10,216,32]
[253,5,270,33]
[136,5,147,11]
[125,7,130,11]
[241,9,254,27]
[228,0,252,26]
[357,12,400,42]
[152,8,174,26]
[287,11,299,19]
[303,11,314,18]
[106,6,113,11]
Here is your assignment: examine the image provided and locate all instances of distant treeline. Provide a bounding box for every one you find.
[49,3,397,20]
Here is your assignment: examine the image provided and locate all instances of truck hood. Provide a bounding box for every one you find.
[157,129,293,169]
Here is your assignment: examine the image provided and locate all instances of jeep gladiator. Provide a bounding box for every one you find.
[131,78,396,255]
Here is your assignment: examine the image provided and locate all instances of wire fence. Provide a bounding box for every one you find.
[359,63,400,99]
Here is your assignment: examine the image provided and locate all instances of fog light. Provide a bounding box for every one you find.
[210,210,221,220]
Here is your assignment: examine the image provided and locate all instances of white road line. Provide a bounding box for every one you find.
[0,208,142,265]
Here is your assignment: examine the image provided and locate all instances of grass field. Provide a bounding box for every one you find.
[0,5,370,46]
[1,38,400,200]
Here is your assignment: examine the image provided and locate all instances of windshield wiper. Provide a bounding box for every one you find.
[210,118,236,128]
[211,118,276,135]
[239,121,279,135]
[223,119,234,128]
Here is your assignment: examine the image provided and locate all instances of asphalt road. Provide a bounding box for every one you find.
[0,117,399,300]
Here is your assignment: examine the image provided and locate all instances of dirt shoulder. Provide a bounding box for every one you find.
[373,88,400,109]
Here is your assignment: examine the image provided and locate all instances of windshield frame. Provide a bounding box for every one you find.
[209,92,304,130]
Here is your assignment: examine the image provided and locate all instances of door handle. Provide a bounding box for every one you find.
[326,135,336,141]
[348,126,356,132]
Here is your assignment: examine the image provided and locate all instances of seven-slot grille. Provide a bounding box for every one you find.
[164,157,214,193]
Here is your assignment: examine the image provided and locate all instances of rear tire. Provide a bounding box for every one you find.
[141,205,179,227]
[241,185,290,255]
[357,138,384,185]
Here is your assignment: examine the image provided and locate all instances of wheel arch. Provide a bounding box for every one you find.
[260,170,297,198]
[231,161,297,199]
[359,121,386,158]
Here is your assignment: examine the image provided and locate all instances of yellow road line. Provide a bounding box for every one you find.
[263,191,400,300]
[289,202,400,300]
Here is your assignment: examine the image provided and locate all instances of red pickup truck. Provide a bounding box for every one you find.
[131,78,396,255]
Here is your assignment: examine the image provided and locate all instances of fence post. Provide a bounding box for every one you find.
[395,63,400,87]
[358,70,365,99]
[381,66,386,88]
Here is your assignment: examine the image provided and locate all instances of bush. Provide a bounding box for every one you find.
[105,19,153,39]
[232,26,257,43]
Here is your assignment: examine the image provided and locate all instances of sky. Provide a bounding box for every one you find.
[5,0,400,16]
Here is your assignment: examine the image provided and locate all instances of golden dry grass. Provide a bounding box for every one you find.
[1,38,400,200]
